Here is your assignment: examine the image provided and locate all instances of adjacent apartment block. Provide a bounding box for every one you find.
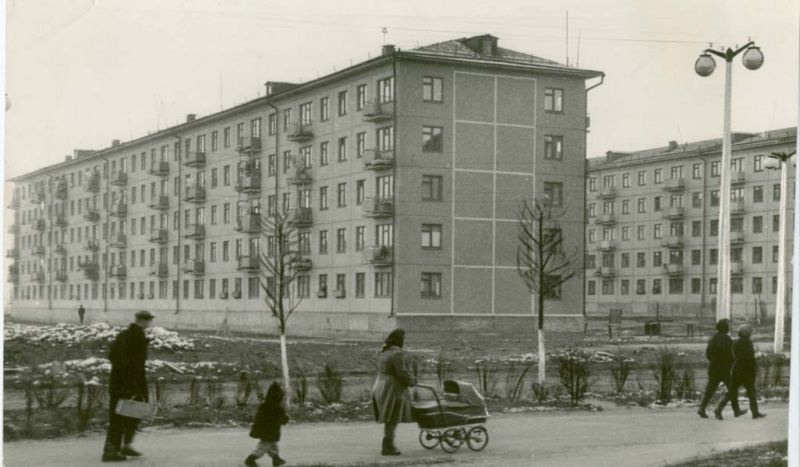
[585,128,796,321]
[7,35,603,337]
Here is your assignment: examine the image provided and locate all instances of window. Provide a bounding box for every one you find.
[753,277,763,294]
[753,216,763,233]
[356,179,365,205]
[774,183,781,201]
[709,249,718,265]
[422,175,443,201]
[731,277,743,294]
[587,280,596,295]
[356,132,366,158]
[337,90,348,116]
[710,161,720,177]
[637,198,646,214]
[621,200,630,215]
[336,274,346,296]
[669,278,683,295]
[267,114,276,136]
[585,254,596,269]
[709,278,717,294]
[588,178,596,192]
[691,278,701,294]
[299,102,312,126]
[620,280,630,295]
[620,252,629,268]
[355,226,365,251]
[338,137,347,161]
[356,84,367,111]
[319,142,329,166]
[774,214,780,232]
[637,225,645,241]
[654,168,663,184]
[544,88,563,113]
[421,272,442,298]
[653,223,662,239]
[421,224,442,249]
[336,228,346,253]
[337,183,347,207]
[422,126,443,153]
[773,245,779,263]
[223,165,230,186]
[653,251,662,267]
[320,97,329,121]
[621,226,630,241]
[710,219,718,236]
[544,135,563,160]
[355,273,365,298]
[692,192,702,208]
[754,155,763,172]
[753,246,762,264]
[692,249,701,265]
[319,231,328,254]
[375,272,392,297]
[654,196,662,211]
[377,126,394,152]
[622,173,630,188]
[710,190,719,207]
[318,274,328,298]
[543,182,563,207]
[753,185,763,203]
[601,280,614,296]
[635,279,646,295]
[282,109,291,132]
[670,166,683,180]
[422,77,443,102]
[652,279,662,295]
[637,252,646,268]
[378,76,394,103]
[638,171,646,186]
[692,163,702,179]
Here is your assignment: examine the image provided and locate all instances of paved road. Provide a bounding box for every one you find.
[3,405,788,467]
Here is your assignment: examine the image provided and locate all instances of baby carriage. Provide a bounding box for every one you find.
[411,380,489,453]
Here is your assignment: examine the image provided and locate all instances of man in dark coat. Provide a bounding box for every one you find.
[77,304,86,324]
[102,310,153,462]
[726,324,767,419]
[697,319,745,419]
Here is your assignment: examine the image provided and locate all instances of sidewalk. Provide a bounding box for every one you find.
[3,404,788,467]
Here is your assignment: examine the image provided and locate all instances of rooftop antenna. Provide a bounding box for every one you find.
[382,26,388,45]
[565,11,569,66]
[576,30,581,67]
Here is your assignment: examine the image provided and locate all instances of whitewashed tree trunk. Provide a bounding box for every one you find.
[537,328,546,384]
[279,332,292,407]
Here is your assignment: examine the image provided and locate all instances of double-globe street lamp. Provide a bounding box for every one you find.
[695,41,764,322]
[764,151,795,353]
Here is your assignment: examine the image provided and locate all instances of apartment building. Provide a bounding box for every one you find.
[7,34,602,336]
[585,127,796,321]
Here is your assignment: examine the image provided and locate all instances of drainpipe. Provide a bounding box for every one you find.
[172,134,182,315]
[700,156,708,318]
[583,74,604,319]
[390,49,397,318]
[98,155,110,314]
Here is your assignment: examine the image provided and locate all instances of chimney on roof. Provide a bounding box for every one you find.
[65,155,73,162]
[668,140,678,151]
[382,44,396,56]
[112,139,121,147]
[186,114,197,123]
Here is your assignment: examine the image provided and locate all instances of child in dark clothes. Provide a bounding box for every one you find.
[245,382,289,467]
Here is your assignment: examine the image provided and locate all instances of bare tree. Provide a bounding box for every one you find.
[258,210,305,407]
[516,199,581,385]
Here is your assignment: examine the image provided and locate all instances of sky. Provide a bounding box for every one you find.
[3,0,799,181]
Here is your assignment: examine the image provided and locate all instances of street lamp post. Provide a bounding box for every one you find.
[764,151,795,353]
[695,41,764,322]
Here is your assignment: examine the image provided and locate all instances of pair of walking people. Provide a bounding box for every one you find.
[697,319,767,420]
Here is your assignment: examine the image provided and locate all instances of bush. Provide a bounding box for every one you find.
[474,360,498,399]
[292,367,309,405]
[757,354,788,390]
[188,377,202,406]
[30,373,71,409]
[316,363,343,404]
[504,362,531,402]
[556,348,591,406]
[652,347,678,404]
[531,382,549,404]
[76,378,105,432]
[235,372,254,408]
[674,365,695,400]
[610,354,634,394]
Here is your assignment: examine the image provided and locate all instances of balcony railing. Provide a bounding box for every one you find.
[84,210,101,222]
[55,244,67,256]
[151,263,168,278]
[663,207,685,220]
[731,171,746,185]
[184,224,206,240]
[661,235,684,248]
[110,265,127,279]
[32,245,45,256]
[183,259,205,275]
[55,182,69,200]
[149,161,170,176]
[235,174,262,193]
[237,136,262,153]
[81,262,99,281]
[110,202,127,217]
[289,256,312,272]
[363,197,394,218]
[85,173,101,193]
[730,199,745,215]
[286,166,312,185]
[663,178,685,192]
[362,100,394,123]
[288,207,313,228]
[55,271,68,282]
[236,213,262,234]
[149,195,169,211]
[363,246,393,266]
[149,229,169,244]
[237,255,260,272]
[184,151,207,167]
[663,264,684,276]
[287,123,314,142]
[33,218,46,231]
[598,240,616,251]
[594,213,616,226]
[731,261,744,275]
[55,215,68,228]
[363,149,395,170]
[111,233,127,248]
[595,266,615,278]
[597,187,617,199]
[110,171,128,186]
[730,231,745,244]
[85,239,100,252]
[184,185,206,203]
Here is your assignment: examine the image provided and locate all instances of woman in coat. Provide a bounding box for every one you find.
[372,329,416,455]
[729,324,767,419]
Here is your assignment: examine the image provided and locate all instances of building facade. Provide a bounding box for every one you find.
[585,128,796,321]
[6,35,602,337]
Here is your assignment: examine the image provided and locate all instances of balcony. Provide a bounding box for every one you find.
[731,261,744,275]
[184,185,206,203]
[29,271,45,283]
[149,229,168,244]
[362,100,394,123]
[663,206,685,220]
[594,213,616,226]
[184,151,206,168]
[85,239,100,252]
[288,207,313,228]
[663,264,684,276]
[289,255,312,272]
[84,210,101,223]
[80,262,99,281]
[184,224,206,240]
[110,202,127,218]
[9,195,20,209]
[363,246,393,267]
[597,187,616,199]
[237,255,260,272]
[55,181,69,200]
[55,215,68,228]
[55,271,68,282]
[8,224,19,235]
[236,213,262,234]
[663,178,685,192]
[595,267,615,278]
[149,161,170,176]
[31,191,46,205]
[286,166,312,185]
[6,248,19,258]
[287,123,314,142]
[237,136,262,153]
[32,245,45,256]
[111,233,127,248]
[661,235,684,248]
[363,149,395,170]
[598,240,616,251]
[730,231,745,244]
[85,173,101,193]
[183,259,205,275]
[110,265,127,279]
[151,263,168,278]
[235,174,262,193]
[32,218,46,231]
[730,199,745,216]
[149,195,169,211]
[363,197,394,218]
[731,171,746,185]
[110,171,128,186]
[54,244,67,256]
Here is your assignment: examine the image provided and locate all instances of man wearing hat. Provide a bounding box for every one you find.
[102,310,154,462]
[728,324,767,419]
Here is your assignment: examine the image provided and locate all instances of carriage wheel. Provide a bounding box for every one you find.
[419,430,440,449]
[466,426,489,452]
[440,428,465,453]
